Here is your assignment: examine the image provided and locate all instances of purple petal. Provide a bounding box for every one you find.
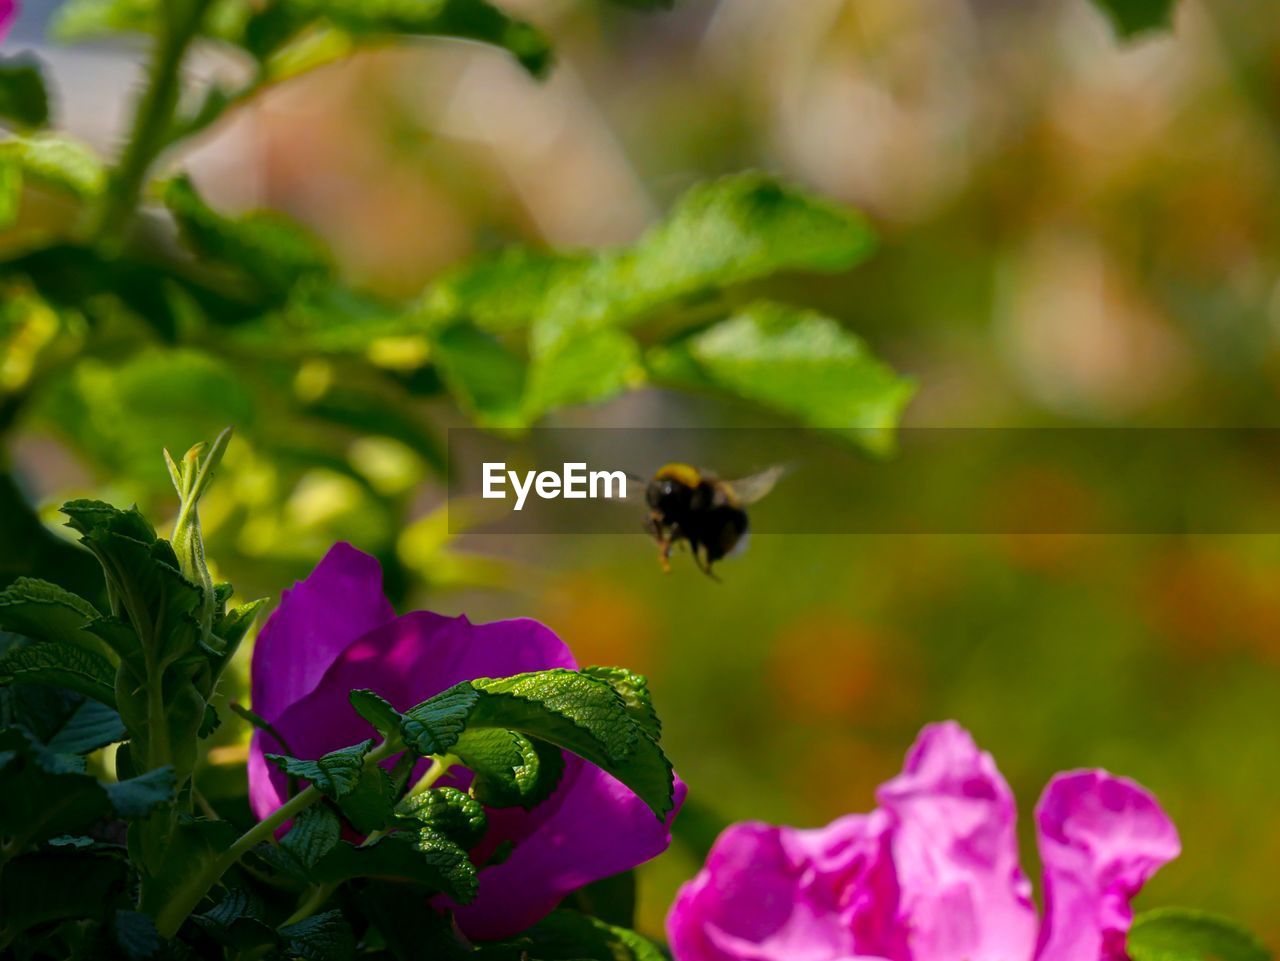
[247,607,677,940]
[250,612,575,818]
[0,1,16,41]
[666,814,900,961]
[1034,770,1181,961]
[874,722,1038,961]
[250,543,395,725]
[453,763,686,939]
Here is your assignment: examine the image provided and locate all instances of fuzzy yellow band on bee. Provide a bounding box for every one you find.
[654,463,703,488]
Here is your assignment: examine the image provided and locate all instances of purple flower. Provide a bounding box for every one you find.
[248,543,685,939]
[668,722,1179,961]
[0,0,17,41]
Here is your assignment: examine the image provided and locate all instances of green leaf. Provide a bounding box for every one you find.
[192,888,276,951]
[399,681,479,756]
[1091,0,1176,38]
[424,172,885,425]
[164,175,333,297]
[0,577,113,659]
[280,910,356,961]
[469,670,673,819]
[582,666,660,740]
[335,763,395,834]
[52,0,160,41]
[474,909,667,961]
[281,803,342,870]
[397,786,487,848]
[648,301,915,453]
[0,728,113,842]
[41,352,256,491]
[312,832,478,903]
[349,688,401,738]
[1128,908,1271,961]
[450,727,564,810]
[45,698,126,755]
[0,134,106,200]
[263,0,552,76]
[0,639,118,707]
[265,740,375,799]
[429,320,528,427]
[0,851,127,936]
[104,766,177,818]
[0,55,52,129]
[113,910,164,961]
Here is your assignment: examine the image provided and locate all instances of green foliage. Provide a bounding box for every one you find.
[1128,909,1272,961]
[649,302,915,452]
[0,55,52,129]
[1091,0,1177,37]
[266,740,377,799]
[397,785,488,848]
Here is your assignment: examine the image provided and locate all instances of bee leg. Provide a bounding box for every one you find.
[693,547,721,583]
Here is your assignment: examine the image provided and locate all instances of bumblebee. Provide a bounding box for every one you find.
[642,463,784,578]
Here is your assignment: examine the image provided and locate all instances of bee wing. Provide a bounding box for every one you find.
[624,471,650,501]
[726,464,787,505]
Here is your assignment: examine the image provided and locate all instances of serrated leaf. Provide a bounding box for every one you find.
[0,55,52,129]
[349,688,401,737]
[335,762,395,834]
[1128,908,1271,961]
[164,175,332,297]
[0,639,118,707]
[281,803,342,870]
[469,670,673,819]
[582,666,660,740]
[312,832,478,903]
[400,681,478,756]
[45,698,126,754]
[0,577,111,659]
[106,766,177,818]
[281,909,356,961]
[397,786,487,848]
[266,740,374,799]
[471,671,638,764]
[1091,0,1176,38]
[648,301,915,453]
[193,887,276,950]
[451,726,564,811]
[113,910,163,961]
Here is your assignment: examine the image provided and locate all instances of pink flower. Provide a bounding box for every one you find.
[0,1,17,41]
[248,543,684,940]
[667,722,1179,961]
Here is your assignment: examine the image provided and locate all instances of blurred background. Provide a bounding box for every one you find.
[5,0,1280,943]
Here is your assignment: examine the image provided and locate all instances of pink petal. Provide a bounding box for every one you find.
[666,814,900,961]
[1034,770,1181,961]
[249,543,395,725]
[452,764,686,939]
[874,722,1038,961]
[0,1,16,42]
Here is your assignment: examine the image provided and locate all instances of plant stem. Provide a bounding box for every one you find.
[151,739,398,938]
[282,882,336,927]
[90,0,212,247]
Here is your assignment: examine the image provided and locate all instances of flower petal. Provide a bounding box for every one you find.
[874,722,1038,961]
[1034,770,1181,961]
[249,611,575,818]
[249,543,395,725]
[454,763,686,940]
[666,814,898,961]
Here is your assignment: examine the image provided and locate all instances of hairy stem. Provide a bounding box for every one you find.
[90,0,212,246]
[152,739,398,938]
